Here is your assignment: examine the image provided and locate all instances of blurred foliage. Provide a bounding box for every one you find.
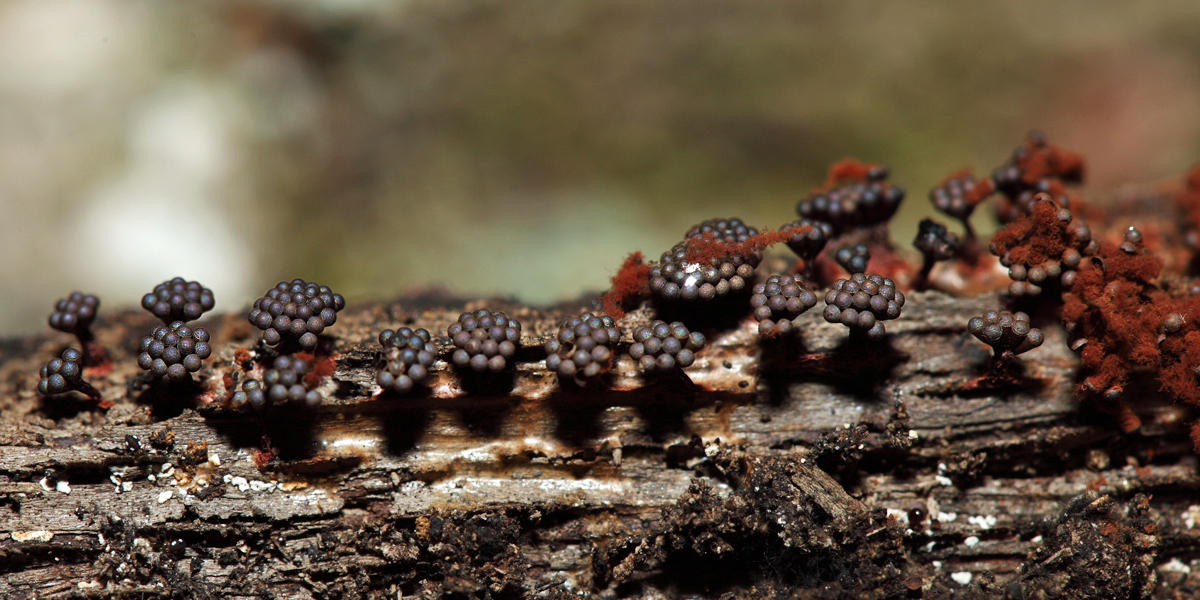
[1,0,1199,334]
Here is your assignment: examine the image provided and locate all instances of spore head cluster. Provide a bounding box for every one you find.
[649,217,760,302]
[448,309,521,373]
[991,196,1096,296]
[930,172,982,223]
[968,310,1044,359]
[141,277,215,323]
[48,292,100,334]
[834,243,870,274]
[377,327,436,392]
[795,168,904,232]
[823,272,904,339]
[263,356,322,408]
[783,219,834,263]
[629,320,705,374]
[913,219,960,264]
[248,279,345,349]
[750,274,818,336]
[136,321,212,380]
[38,348,85,395]
[545,312,621,381]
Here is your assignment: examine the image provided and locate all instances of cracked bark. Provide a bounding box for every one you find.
[0,290,1196,598]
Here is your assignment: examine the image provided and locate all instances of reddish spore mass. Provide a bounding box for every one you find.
[989,200,1076,266]
[822,159,883,188]
[600,252,650,318]
[1016,136,1085,184]
[682,224,812,266]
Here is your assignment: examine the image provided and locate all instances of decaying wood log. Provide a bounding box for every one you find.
[1,289,1198,599]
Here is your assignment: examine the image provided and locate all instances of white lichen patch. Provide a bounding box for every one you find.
[1181,505,1200,529]
[156,489,173,504]
[935,463,953,487]
[55,480,71,494]
[937,511,958,522]
[967,514,997,530]
[964,536,979,547]
[1162,558,1192,574]
[950,571,972,585]
[12,530,54,542]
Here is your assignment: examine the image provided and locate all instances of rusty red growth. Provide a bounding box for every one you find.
[299,351,336,387]
[1176,164,1200,244]
[989,198,1084,267]
[821,159,884,188]
[599,252,651,318]
[1014,135,1085,184]
[682,224,812,266]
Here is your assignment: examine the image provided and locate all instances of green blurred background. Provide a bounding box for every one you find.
[2,0,1199,335]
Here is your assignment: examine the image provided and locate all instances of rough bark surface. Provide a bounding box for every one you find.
[1,291,1197,599]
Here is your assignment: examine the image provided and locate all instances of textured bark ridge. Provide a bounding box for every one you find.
[0,291,1196,598]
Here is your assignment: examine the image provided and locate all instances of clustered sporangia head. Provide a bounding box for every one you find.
[38,348,98,398]
[990,196,1096,297]
[629,320,705,374]
[448,309,521,373]
[912,219,960,289]
[648,217,760,301]
[967,310,1044,360]
[784,218,834,267]
[823,273,904,339]
[230,355,321,410]
[248,279,345,349]
[750,274,818,336]
[48,292,100,335]
[377,327,436,392]
[833,243,870,274]
[141,277,215,323]
[136,321,212,380]
[795,164,904,233]
[929,171,986,238]
[545,312,621,381]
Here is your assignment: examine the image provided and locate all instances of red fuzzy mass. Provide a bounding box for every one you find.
[1176,164,1200,248]
[822,159,887,188]
[600,252,651,318]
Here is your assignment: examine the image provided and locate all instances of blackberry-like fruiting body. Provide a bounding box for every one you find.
[448,310,521,373]
[377,327,436,393]
[750,274,818,336]
[929,172,990,239]
[992,197,1095,297]
[545,312,622,381]
[37,347,99,398]
[231,356,321,410]
[629,320,705,374]
[48,292,100,334]
[136,321,212,380]
[141,277,215,323]
[833,243,870,274]
[967,310,1044,360]
[796,169,904,233]
[649,218,761,302]
[248,279,346,349]
[784,219,834,267]
[912,219,961,289]
[823,273,904,339]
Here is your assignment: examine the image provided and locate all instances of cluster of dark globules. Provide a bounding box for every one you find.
[448,310,521,373]
[784,218,833,270]
[795,165,904,233]
[377,327,436,392]
[823,273,904,339]
[833,243,870,274]
[629,320,705,373]
[648,217,760,301]
[231,356,320,410]
[929,171,984,238]
[136,321,212,380]
[750,274,818,336]
[141,277,215,323]
[545,312,621,381]
[48,292,100,335]
[968,310,1044,360]
[912,219,960,289]
[991,197,1096,297]
[38,348,96,397]
[248,279,345,349]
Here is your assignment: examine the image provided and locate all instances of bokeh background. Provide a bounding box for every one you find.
[2,0,1199,335]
